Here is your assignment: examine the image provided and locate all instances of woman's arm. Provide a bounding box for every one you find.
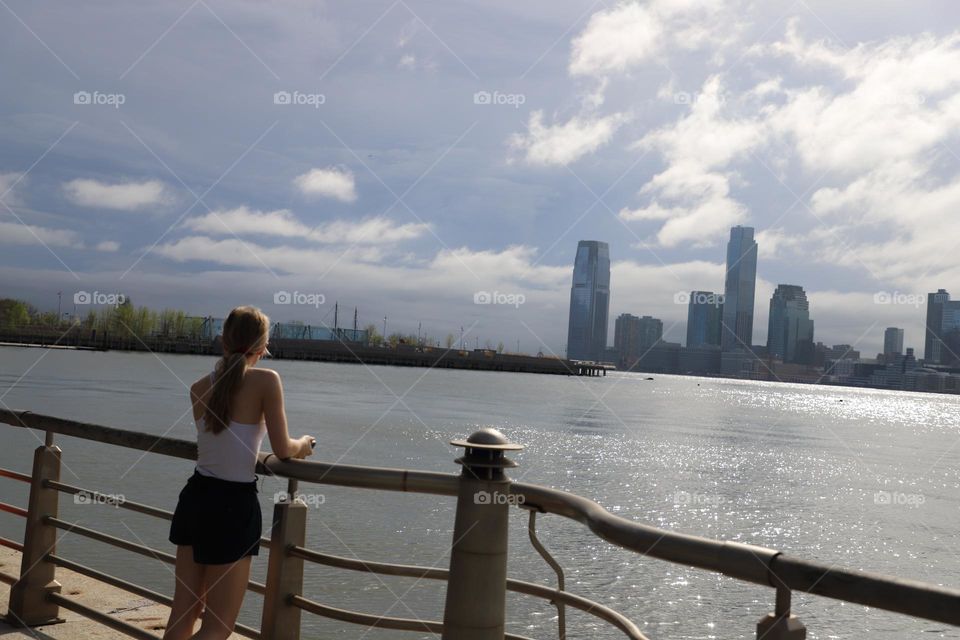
[262,370,314,459]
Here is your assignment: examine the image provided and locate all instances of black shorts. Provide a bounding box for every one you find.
[169,469,262,565]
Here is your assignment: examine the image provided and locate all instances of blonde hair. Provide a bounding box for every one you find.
[204,306,270,434]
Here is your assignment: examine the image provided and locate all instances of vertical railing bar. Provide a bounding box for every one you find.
[525,508,566,640]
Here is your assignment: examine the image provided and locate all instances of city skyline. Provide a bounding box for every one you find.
[3,2,960,357]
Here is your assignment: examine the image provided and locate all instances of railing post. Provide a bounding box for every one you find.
[443,428,524,640]
[6,435,64,627]
[757,586,806,639]
[261,481,307,640]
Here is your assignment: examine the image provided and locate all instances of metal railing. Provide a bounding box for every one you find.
[0,408,958,640]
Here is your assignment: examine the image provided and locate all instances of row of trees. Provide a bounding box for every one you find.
[1,297,510,352]
[0,297,209,340]
[362,324,505,352]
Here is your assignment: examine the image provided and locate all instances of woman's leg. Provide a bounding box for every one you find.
[191,556,252,640]
[162,545,206,640]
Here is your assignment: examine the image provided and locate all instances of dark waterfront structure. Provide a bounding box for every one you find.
[720,226,758,351]
[767,285,814,364]
[566,240,611,361]
[686,291,723,347]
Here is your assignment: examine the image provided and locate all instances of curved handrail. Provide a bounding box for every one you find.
[3,409,960,628]
[287,545,648,639]
[511,483,960,625]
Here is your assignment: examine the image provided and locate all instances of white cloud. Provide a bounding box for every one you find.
[182,206,430,245]
[570,0,740,77]
[509,110,628,166]
[0,172,25,205]
[0,221,82,248]
[619,77,759,246]
[759,24,960,286]
[63,178,169,210]
[310,217,430,244]
[570,2,662,76]
[294,167,357,202]
[95,240,120,252]
[183,207,307,237]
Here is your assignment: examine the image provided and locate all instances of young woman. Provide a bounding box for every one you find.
[165,306,315,640]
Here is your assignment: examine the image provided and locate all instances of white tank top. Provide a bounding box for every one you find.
[195,371,268,482]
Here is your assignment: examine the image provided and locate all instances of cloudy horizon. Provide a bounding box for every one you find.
[2,0,959,356]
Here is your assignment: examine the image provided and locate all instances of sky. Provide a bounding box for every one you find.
[2,0,959,357]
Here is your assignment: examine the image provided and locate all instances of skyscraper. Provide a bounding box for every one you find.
[614,313,662,369]
[721,226,758,351]
[924,290,949,363]
[566,240,610,361]
[686,291,723,347]
[767,285,814,363]
[923,289,960,364]
[883,327,904,357]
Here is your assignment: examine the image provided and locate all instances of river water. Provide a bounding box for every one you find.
[0,346,958,639]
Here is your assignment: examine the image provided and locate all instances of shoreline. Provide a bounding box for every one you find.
[0,337,608,377]
[3,341,959,397]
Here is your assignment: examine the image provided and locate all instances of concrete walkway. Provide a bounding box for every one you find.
[0,547,243,639]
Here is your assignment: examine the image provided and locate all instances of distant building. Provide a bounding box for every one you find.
[679,344,722,375]
[870,348,919,389]
[614,314,663,369]
[721,226,758,351]
[923,289,960,365]
[686,291,723,347]
[637,316,663,351]
[566,240,610,361]
[635,340,680,374]
[826,344,860,362]
[767,285,814,364]
[720,347,765,378]
[883,327,904,357]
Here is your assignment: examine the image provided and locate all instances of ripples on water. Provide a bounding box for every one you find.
[0,349,958,639]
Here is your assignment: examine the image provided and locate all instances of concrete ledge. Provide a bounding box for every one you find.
[0,546,243,639]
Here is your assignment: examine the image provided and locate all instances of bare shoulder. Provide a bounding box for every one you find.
[247,367,281,388]
[190,374,212,399]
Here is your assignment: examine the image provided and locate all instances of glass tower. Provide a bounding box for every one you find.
[686,291,723,347]
[566,240,610,361]
[883,327,904,357]
[767,284,814,363]
[721,226,758,351]
[925,289,951,364]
